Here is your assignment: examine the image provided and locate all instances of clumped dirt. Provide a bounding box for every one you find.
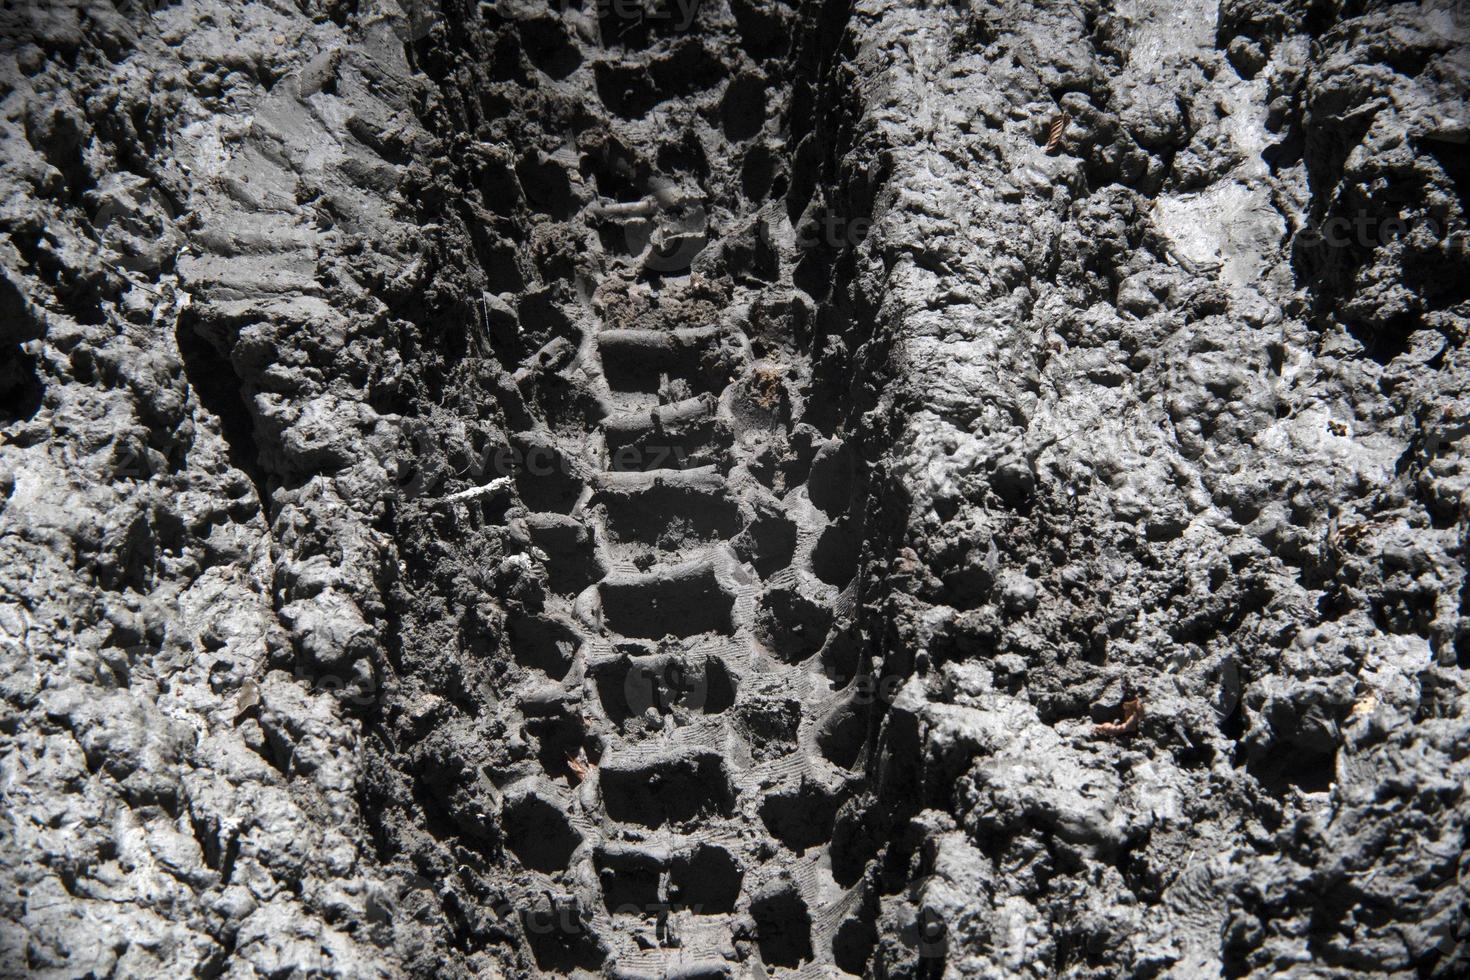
[2,0,1468,977]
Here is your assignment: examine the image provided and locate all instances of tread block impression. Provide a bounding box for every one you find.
[521,892,605,973]
[591,650,736,725]
[750,878,814,967]
[812,518,861,587]
[733,694,801,760]
[670,843,742,914]
[731,490,797,578]
[525,513,605,594]
[595,474,740,543]
[603,396,728,471]
[594,843,664,915]
[759,778,845,854]
[511,433,586,513]
[599,561,735,639]
[510,614,581,680]
[596,328,740,394]
[503,785,582,872]
[599,747,735,826]
[610,965,732,980]
[817,692,869,771]
[755,575,833,662]
[807,438,855,516]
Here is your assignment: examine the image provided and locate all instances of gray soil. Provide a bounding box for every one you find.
[2,0,1469,977]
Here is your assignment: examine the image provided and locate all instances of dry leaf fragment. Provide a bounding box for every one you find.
[234,679,261,723]
[1046,112,1070,154]
[566,751,592,783]
[1093,697,1143,737]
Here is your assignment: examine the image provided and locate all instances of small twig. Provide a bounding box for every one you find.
[427,477,512,507]
[98,254,165,297]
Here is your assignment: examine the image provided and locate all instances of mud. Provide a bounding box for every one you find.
[1,0,1469,977]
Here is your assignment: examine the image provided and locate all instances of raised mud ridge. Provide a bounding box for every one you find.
[3,0,1470,977]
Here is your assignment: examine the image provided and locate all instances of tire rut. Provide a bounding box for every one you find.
[393,2,873,975]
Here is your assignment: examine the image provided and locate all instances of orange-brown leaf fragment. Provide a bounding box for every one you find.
[1093,697,1143,738]
[566,751,592,783]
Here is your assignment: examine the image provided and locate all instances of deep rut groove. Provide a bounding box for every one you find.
[395,1,880,973]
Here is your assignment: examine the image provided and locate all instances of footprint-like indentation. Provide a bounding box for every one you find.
[516,149,580,216]
[525,513,605,595]
[598,329,681,393]
[594,844,663,915]
[511,434,585,514]
[596,328,739,395]
[594,62,660,119]
[817,693,868,770]
[510,614,581,680]
[599,747,735,826]
[599,561,735,639]
[503,786,582,872]
[520,892,605,972]
[727,363,792,432]
[807,438,854,516]
[832,907,877,976]
[741,142,781,200]
[759,778,845,854]
[732,492,797,578]
[670,844,742,914]
[830,795,880,889]
[750,879,813,967]
[601,397,727,472]
[818,623,861,688]
[596,474,740,546]
[812,519,860,588]
[517,18,582,81]
[591,650,736,725]
[755,577,833,662]
[721,73,767,142]
[733,694,800,760]
[525,704,587,781]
